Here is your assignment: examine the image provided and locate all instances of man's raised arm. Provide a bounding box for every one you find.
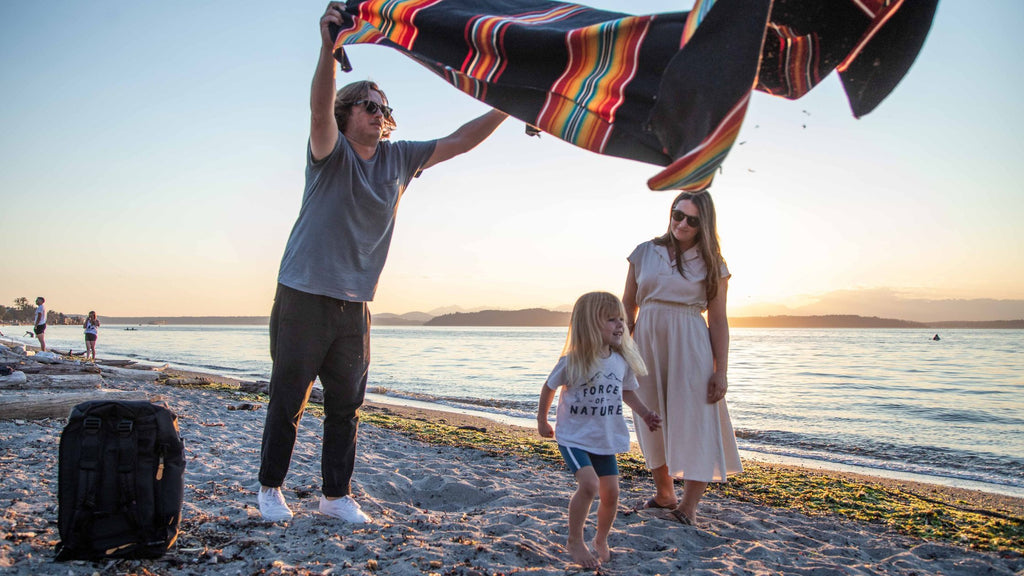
[422,109,508,170]
[310,3,344,162]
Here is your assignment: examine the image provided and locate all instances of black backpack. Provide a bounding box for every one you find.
[55,400,186,561]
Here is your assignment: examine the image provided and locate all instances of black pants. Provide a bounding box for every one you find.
[258,284,370,497]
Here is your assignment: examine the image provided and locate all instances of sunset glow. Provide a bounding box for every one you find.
[1,1,1021,321]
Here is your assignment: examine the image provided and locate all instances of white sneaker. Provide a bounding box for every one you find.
[258,487,293,522]
[319,495,371,523]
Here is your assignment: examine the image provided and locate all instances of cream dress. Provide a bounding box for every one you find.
[628,240,742,482]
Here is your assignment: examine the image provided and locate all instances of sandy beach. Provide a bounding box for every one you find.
[1,349,1022,575]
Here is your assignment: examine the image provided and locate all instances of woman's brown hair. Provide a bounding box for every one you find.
[651,190,725,304]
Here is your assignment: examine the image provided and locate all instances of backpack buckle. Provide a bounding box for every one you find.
[83,417,101,432]
[117,420,134,434]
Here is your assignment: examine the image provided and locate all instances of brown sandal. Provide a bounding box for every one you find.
[635,496,676,511]
[670,509,695,525]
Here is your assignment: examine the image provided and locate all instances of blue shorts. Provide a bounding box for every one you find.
[558,445,619,477]
[34,324,46,335]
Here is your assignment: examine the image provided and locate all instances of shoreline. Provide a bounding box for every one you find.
[355,400,1024,520]
[181,366,1024,501]
[1,350,1022,574]
[156,365,1024,520]
[4,330,1021,499]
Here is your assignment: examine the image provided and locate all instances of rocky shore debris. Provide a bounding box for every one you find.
[0,342,161,419]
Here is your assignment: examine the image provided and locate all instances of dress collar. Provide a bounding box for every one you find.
[657,241,701,264]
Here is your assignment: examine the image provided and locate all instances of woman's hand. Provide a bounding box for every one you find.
[707,371,728,404]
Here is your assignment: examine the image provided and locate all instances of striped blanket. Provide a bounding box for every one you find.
[330,0,937,191]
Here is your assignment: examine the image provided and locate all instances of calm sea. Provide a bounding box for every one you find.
[5,324,1022,497]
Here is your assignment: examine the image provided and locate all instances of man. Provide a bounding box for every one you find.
[257,3,507,524]
[33,297,46,352]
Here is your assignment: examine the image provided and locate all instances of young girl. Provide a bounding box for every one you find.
[537,291,662,568]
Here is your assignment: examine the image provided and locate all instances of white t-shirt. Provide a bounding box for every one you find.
[35,305,46,326]
[545,352,639,455]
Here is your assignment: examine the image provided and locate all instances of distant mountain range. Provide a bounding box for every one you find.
[730,290,1024,323]
[425,308,569,327]
[92,307,1024,329]
[100,316,270,325]
[376,310,1024,329]
[730,315,1024,329]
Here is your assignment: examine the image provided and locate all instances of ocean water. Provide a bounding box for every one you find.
[5,324,1022,497]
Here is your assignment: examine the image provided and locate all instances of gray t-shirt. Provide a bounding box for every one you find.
[546,352,639,455]
[277,134,436,301]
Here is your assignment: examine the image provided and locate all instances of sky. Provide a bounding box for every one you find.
[1,1,1023,321]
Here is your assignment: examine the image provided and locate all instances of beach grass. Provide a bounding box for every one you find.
[356,407,1024,555]
[715,462,1023,553]
[156,372,1023,557]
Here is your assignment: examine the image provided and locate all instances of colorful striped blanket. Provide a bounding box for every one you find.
[330,0,937,191]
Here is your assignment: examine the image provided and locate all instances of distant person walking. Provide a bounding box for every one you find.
[623,190,742,525]
[33,297,47,352]
[257,2,506,525]
[537,291,662,568]
[83,311,100,362]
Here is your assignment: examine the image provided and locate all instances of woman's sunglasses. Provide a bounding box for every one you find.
[352,99,393,120]
[671,210,700,227]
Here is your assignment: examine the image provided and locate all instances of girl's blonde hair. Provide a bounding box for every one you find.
[561,292,647,385]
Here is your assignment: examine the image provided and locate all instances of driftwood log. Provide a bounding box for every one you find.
[0,372,27,387]
[1,373,105,391]
[127,363,168,372]
[95,359,136,367]
[160,376,213,387]
[1,352,27,364]
[0,390,163,420]
[16,364,102,375]
[99,365,162,381]
[238,381,269,394]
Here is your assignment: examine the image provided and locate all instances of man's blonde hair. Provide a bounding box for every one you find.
[334,80,397,139]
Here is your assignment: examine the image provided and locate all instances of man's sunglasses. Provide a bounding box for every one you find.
[671,210,700,227]
[352,99,393,119]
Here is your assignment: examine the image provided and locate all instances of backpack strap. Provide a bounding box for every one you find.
[58,415,103,559]
[79,416,102,508]
[116,418,141,531]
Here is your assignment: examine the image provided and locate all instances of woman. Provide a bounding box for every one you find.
[623,190,741,525]
[83,311,100,362]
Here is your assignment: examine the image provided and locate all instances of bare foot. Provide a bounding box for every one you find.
[591,538,610,562]
[568,539,599,568]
